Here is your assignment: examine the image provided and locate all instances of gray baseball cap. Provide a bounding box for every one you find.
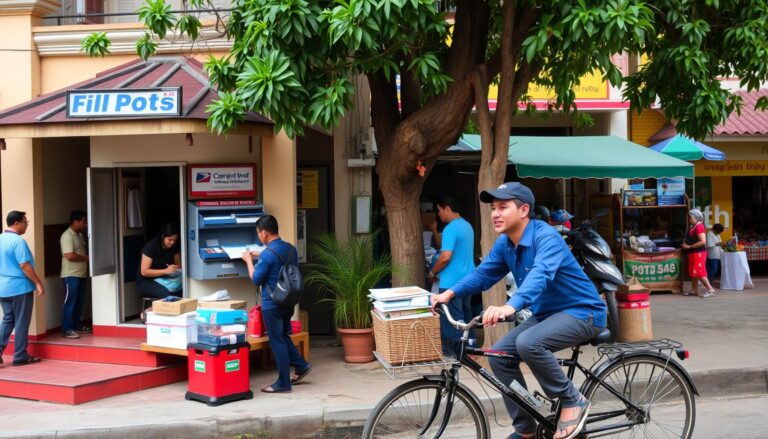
[479,182,535,206]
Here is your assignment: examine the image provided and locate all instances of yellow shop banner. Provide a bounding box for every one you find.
[695,160,768,177]
[488,70,609,101]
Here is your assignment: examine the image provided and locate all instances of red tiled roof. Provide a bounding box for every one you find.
[713,89,768,136]
[0,56,271,126]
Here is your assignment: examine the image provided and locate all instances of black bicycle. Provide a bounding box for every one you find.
[363,304,697,438]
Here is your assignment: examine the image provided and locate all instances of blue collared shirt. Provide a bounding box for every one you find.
[0,230,35,298]
[251,239,297,311]
[451,219,607,327]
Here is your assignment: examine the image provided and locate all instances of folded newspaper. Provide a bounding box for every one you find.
[200,289,231,302]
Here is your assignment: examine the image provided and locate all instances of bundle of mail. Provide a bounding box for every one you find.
[369,286,433,321]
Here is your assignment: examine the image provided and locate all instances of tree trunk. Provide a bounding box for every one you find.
[474,0,520,346]
[376,139,427,287]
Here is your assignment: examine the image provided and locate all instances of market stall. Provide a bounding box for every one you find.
[612,189,690,293]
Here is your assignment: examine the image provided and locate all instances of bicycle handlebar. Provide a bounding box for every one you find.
[437,303,505,331]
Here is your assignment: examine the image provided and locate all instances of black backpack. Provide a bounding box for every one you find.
[264,246,303,307]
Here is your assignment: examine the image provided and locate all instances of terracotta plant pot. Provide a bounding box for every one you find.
[337,327,375,363]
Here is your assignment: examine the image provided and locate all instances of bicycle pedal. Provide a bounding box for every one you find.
[533,390,556,412]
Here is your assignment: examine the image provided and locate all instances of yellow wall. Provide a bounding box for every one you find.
[39,51,230,94]
[629,109,667,146]
[0,9,49,336]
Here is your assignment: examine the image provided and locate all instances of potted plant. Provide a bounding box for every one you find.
[305,232,392,363]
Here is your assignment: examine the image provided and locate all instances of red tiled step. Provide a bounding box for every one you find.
[0,356,187,404]
[8,333,182,367]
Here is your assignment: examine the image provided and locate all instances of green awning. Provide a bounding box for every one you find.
[451,135,694,179]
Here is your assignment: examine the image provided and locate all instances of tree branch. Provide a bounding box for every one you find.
[491,0,517,172]
[472,66,494,169]
[399,58,422,119]
[446,0,490,80]
[368,72,401,150]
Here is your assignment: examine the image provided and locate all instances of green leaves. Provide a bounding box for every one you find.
[207,91,247,135]
[138,0,176,39]
[305,232,392,329]
[308,78,354,127]
[81,32,111,57]
[78,0,768,142]
[235,51,308,137]
[136,33,157,61]
[177,14,202,40]
[204,56,237,92]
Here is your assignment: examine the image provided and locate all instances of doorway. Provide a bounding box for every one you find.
[297,166,334,334]
[117,165,184,324]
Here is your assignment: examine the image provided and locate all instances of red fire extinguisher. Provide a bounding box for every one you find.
[248,305,264,337]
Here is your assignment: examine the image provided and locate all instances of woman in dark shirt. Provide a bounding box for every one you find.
[137,223,182,299]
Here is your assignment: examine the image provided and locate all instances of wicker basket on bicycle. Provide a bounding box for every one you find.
[372,311,442,364]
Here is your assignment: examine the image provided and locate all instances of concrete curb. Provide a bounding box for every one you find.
[2,366,766,439]
[690,366,768,397]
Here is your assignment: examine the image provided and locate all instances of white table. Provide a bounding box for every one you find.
[720,251,754,291]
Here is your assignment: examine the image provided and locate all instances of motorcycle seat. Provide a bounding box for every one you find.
[583,328,613,346]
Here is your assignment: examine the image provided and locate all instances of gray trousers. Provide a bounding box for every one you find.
[488,312,602,434]
[0,292,35,363]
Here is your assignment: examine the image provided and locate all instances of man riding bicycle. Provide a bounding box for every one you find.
[431,182,607,439]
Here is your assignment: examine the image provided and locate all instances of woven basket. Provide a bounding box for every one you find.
[617,300,653,342]
[372,311,442,364]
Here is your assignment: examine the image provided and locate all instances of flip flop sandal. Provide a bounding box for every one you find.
[555,397,591,439]
[260,385,291,394]
[291,367,312,384]
[12,356,42,366]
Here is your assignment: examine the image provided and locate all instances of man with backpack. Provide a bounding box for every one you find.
[242,215,311,393]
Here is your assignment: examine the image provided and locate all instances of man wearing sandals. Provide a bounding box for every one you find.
[0,211,45,366]
[431,183,607,439]
[242,215,311,393]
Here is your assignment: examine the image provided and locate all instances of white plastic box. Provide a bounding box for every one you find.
[146,311,198,350]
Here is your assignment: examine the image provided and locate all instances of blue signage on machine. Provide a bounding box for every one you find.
[66,88,182,118]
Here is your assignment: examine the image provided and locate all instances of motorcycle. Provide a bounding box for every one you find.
[565,217,624,341]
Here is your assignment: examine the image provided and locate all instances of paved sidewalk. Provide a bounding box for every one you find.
[0,283,766,438]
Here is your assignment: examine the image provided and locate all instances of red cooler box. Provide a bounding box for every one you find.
[185,342,253,406]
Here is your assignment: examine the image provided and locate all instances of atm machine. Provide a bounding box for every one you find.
[187,201,266,280]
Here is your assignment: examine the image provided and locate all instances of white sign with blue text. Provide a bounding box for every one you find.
[66,88,182,118]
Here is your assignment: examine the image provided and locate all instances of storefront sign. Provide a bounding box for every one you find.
[66,88,182,118]
[657,177,685,205]
[623,250,682,291]
[189,164,256,199]
[623,189,657,206]
[297,170,319,209]
[695,160,768,177]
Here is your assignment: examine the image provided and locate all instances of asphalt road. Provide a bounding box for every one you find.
[487,394,768,439]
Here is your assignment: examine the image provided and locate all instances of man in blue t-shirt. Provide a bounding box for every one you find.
[431,183,606,439]
[242,215,310,393]
[428,196,476,351]
[0,211,45,366]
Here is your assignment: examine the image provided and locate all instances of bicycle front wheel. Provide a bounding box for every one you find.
[362,378,489,439]
[582,355,696,438]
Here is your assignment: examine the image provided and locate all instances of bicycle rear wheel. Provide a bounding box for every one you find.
[581,355,696,438]
[362,378,489,438]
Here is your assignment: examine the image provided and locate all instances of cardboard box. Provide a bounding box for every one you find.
[152,298,198,316]
[197,300,247,310]
[617,276,650,300]
[146,311,197,349]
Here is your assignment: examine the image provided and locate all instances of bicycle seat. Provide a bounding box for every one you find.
[584,328,612,346]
